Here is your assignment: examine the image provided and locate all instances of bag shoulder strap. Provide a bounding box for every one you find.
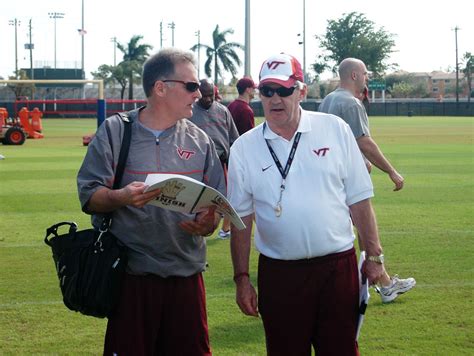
[112,112,132,190]
[102,113,132,228]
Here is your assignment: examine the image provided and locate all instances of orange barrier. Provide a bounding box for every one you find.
[18,107,30,129]
[30,107,43,132]
[16,107,44,139]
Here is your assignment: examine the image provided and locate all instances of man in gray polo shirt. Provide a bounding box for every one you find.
[77,48,224,355]
[319,57,415,303]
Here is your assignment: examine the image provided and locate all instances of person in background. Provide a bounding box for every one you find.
[191,79,239,239]
[77,48,225,355]
[358,85,370,113]
[228,77,257,135]
[214,85,223,102]
[318,57,416,303]
[228,53,386,355]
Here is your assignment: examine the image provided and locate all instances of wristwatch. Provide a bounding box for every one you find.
[367,254,385,264]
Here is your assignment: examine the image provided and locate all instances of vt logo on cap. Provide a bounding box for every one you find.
[259,53,304,88]
[266,61,286,70]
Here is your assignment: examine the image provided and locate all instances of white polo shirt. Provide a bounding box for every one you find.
[227,109,373,260]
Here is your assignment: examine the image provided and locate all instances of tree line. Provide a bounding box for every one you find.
[6,13,473,101]
[91,24,243,100]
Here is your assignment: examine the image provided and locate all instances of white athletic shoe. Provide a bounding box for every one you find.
[375,275,416,303]
[217,229,230,239]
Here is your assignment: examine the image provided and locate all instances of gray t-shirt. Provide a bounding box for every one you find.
[190,101,239,163]
[318,88,370,139]
[77,107,225,278]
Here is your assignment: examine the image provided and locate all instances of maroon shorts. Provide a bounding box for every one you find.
[258,248,360,356]
[103,273,211,356]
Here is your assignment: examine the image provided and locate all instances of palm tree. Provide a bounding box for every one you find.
[191,25,243,84]
[117,35,153,99]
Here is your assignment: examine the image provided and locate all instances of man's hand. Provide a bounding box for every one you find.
[389,170,404,191]
[357,136,404,191]
[179,206,218,236]
[119,182,162,208]
[88,182,162,213]
[230,215,256,316]
[235,277,259,317]
[362,260,386,285]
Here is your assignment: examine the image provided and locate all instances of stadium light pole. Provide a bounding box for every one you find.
[81,0,85,78]
[302,0,306,82]
[195,30,201,79]
[168,21,175,47]
[49,12,65,69]
[244,0,251,76]
[80,0,85,99]
[27,19,34,80]
[111,37,117,66]
[26,19,35,99]
[160,21,163,48]
[297,0,307,83]
[9,18,20,79]
[453,26,460,103]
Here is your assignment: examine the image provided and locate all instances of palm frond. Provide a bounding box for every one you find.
[192,24,243,83]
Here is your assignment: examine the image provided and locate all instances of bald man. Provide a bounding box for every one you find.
[319,58,404,190]
[319,58,415,303]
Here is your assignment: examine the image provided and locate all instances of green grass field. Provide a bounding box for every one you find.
[0,116,473,355]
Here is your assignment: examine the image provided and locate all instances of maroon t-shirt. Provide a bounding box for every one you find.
[227,99,255,135]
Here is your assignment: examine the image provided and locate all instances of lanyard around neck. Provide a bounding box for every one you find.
[263,122,301,180]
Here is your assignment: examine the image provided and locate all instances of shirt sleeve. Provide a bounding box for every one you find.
[340,123,374,206]
[76,119,117,213]
[227,139,254,217]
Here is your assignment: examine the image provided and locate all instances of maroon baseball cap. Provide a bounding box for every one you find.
[259,53,304,88]
[236,77,256,91]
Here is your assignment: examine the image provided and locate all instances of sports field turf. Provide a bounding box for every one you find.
[0,116,472,355]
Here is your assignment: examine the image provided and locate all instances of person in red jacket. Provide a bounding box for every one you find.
[228,77,257,135]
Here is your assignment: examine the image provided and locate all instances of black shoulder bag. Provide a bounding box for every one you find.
[44,113,132,318]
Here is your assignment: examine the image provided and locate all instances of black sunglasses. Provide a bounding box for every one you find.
[163,80,200,93]
[259,85,297,98]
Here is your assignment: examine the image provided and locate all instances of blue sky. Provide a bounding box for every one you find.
[0,0,472,82]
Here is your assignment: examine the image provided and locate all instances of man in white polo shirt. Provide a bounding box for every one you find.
[227,53,387,355]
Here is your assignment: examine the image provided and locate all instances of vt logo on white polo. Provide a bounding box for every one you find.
[313,147,330,157]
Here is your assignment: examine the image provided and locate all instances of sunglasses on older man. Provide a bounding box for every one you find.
[163,80,200,92]
[259,85,297,98]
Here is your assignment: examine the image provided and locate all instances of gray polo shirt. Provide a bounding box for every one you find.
[190,101,239,162]
[77,107,225,278]
[318,88,370,139]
